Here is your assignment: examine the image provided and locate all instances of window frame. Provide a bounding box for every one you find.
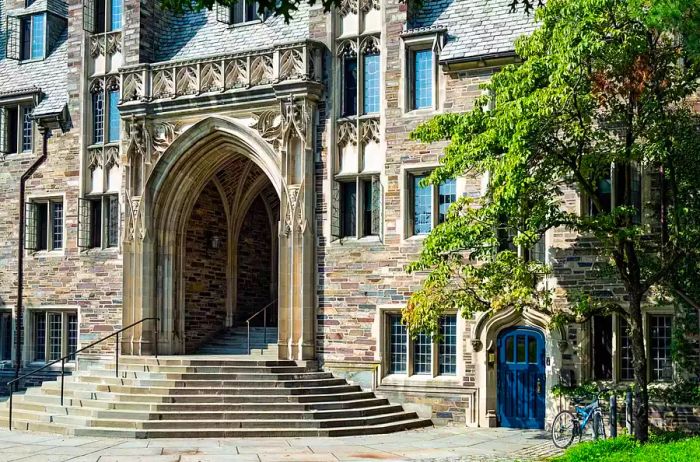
[89,77,120,148]
[84,0,123,34]
[25,196,65,253]
[382,309,460,380]
[404,167,458,239]
[584,162,643,224]
[335,175,381,240]
[0,309,13,363]
[0,103,34,155]
[216,1,264,26]
[14,13,47,61]
[79,194,120,250]
[402,33,442,114]
[27,308,79,365]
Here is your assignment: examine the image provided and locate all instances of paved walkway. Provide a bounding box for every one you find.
[0,426,562,462]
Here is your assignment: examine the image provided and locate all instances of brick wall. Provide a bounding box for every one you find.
[183,181,228,353]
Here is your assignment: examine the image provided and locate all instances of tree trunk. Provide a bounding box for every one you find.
[628,293,649,442]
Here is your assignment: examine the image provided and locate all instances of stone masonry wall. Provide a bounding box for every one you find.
[183,181,228,353]
[236,196,274,326]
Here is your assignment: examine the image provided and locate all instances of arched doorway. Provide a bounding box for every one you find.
[181,155,280,353]
[122,113,316,360]
[497,326,546,429]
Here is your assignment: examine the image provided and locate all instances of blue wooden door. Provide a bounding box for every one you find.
[497,327,546,429]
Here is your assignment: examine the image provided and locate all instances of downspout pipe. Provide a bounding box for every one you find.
[14,126,50,380]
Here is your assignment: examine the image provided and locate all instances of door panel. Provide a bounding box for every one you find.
[497,327,545,429]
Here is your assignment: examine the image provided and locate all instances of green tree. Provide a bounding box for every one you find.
[158,0,542,22]
[405,0,700,443]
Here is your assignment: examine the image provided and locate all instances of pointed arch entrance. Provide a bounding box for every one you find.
[121,114,316,360]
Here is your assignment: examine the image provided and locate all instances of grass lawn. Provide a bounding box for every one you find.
[551,434,700,462]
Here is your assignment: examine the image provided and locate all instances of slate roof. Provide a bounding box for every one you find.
[409,0,537,63]
[0,0,68,118]
[155,5,310,62]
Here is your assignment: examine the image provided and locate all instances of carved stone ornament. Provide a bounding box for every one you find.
[125,117,181,171]
[360,35,380,56]
[471,339,483,352]
[558,339,569,352]
[90,36,104,58]
[105,31,122,55]
[250,95,312,150]
[282,183,306,237]
[151,122,181,157]
[338,0,358,16]
[250,111,283,150]
[122,72,144,102]
[87,146,102,170]
[337,120,357,147]
[337,40,358,58]
[104,145,120,169]
[360,0,380,12]
[360,118,380,144]
[124,195,146,242]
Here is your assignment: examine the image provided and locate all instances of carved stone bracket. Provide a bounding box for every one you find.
[250,111,283,150]
[471,339,483,352]
[250,95,312,150]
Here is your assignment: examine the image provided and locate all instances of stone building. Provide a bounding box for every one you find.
[0,0,679,431]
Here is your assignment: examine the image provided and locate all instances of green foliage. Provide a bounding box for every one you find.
[552,435,700,462]
[648,381,700,406]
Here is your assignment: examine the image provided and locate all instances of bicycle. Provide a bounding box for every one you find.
[551,389,609,449]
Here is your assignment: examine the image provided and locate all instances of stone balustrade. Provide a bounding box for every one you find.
[119,41,323,104]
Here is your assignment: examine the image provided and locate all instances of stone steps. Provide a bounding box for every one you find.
[0,356,432,438]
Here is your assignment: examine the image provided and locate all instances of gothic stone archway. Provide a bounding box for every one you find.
[121,109,316,360]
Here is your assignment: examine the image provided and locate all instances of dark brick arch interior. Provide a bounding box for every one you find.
[183,181,228,352]
[236,196,277,327]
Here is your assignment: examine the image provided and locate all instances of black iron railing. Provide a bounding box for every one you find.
[246,300,277,355]
[6,317,159,430]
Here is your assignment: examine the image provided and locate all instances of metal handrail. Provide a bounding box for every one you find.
[7,316,159,430]
[245,300,277,355]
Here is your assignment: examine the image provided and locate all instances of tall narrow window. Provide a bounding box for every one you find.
[412,50,433,110]
[340,182,357,238]
[21,106,33,152]
[110,0,123,31]
[96,0,107,33]
[34,314,46,362]
[108,90,120,143]
[30,14,45,60]
[93,92,104,144]
[412,174,431,235]
[343,56,358,117]
[51,202,63,250]
[413,331,432,375]
[590,171,612,216]
[389,315,407,374]
[363,53,380,114]
[48,313,62,361]
[35,202,49,251]
[591,315,613,380]
[438,315,457,375]
[90,198,103,248]
[106,195,119,247]
[619,318,634,381]
[21,18,31,60]
[438,179,456,224]
[68,313,78,358]
[650,315,673,381]
[0,312,11,361]
[6,106,19,154]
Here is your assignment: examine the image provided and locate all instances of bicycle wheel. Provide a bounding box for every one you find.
[552,410,577,449]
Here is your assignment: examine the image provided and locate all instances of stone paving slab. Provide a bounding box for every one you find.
[0,426,563,461]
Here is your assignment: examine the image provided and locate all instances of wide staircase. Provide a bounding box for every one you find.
[0,345,431,438]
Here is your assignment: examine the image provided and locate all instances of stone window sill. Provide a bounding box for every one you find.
[381,373,461,389]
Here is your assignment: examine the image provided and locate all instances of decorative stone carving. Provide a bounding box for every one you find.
[176,66,198,96]
[337,120,357,147]
[124,195,145,242]
[122,72,144,102]
[360,35,380,55]
[87,146,102,170]
[104,145,120,169]
[151,122,181,160]
[224,59,248,89]
[338,0,358,16]
[250,55,274,85]
[89,77,104,94]
[337,40,358,58]
[471,339,483,352]
[152,69,175,99]
[200,63,223,93]
[558,340,569,352]
[105,31,122,55]
[360,118,380,144]
[360,0,380,11]
[279,49,304,81]
[90,36,104,57]
[250,111,283,150]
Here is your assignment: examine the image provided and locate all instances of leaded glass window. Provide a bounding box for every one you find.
[32,312,79,363]
[340,182,356,238]
[412,174,431,235]
[650,315,673,381]
[51,202,63,250]
[343,56,358,117]
[412,49,433,109]
[34,314,46,362]
[107,194,119,247]
[619,318,634,381]
[68,313,78,358]
[25,199,63,251]
[108,90,120,143]
[110,0,123,31]
[363,53,380,114]
[30,14,45,60]
[48,313,62,361]
[93,92,104,144]
[438,179,456,224]
[21,106,33,152]
[413,331,432,375]
[0,312,11,361]
[389,315,407,374]
[439,315,457,375]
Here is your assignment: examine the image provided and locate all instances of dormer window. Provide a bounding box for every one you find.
[216,1,265,25]
[5,13,46,61]
[83,0,123,33]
